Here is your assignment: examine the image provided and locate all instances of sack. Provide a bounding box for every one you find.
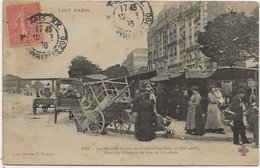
[130,112,138,123]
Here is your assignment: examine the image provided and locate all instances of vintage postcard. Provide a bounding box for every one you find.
[2,0,259,165]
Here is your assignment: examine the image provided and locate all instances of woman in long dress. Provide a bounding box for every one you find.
[185,86,205,135]
[135,92,157,141]
[204,86,225,134]
[156,85,168,117]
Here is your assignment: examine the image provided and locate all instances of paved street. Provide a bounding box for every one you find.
[3,94,258,165]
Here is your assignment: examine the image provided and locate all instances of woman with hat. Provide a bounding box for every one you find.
[135,92,157,142]
[204,85,225,134]
[185,86,205,135]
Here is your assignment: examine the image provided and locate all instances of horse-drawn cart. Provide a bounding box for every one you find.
[54,78,83,123]
[71,77,134,135]
[33,86,54,115]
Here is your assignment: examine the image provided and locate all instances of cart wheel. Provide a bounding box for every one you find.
[42,105,48,112]
[54,102,58,124]
[87,110,105,136]
[114,110,131,133]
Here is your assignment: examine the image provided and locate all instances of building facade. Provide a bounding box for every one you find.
[122,48,148,75]
[147,1,257,74]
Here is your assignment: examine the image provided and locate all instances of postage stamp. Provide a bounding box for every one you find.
[26,13,68,60]
[107,1,154,38]
[5,2,43,47]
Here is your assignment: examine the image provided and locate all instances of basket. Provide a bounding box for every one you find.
[223,109,237,121]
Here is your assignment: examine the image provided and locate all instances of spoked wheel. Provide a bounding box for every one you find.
[42,105,48,112]
[114,110,131,133]
[87,110,105,136]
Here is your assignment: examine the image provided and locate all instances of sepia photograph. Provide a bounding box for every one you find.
[2,0,259,165]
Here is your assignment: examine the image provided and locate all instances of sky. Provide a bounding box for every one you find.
[3,1,165,78]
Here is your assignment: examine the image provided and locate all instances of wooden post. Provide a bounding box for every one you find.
[51,80,55,97]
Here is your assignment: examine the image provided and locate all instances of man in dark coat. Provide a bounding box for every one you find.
[178,87,189,121]
[132,89,145,136]
[229,89,251,145]
[135,92,157,142]
[168,86,180,119]
[156,85,168,117]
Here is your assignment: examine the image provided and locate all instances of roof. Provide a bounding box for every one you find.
[111,70,157,81]
[150,74,169,82]
[56,78,82,85]
[85,74,107,80]
[185,67,258,79]
[210,67,258,80]
[185,71,214,79]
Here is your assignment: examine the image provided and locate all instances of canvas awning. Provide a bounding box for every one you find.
[85,74,107,80]
[210,67,258,80]
[169,72,184,79]
[185,70,214,79]
[150,74,170,82]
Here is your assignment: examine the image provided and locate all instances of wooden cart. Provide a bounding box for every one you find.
[71,77,134,135]
[54,78,83,123]
[33,87,54,115]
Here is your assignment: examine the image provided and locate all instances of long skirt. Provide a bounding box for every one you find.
[136,111,156,141]
[168,100,178,118]
[186,105,205,135]
[156,99,167,117]
[204,104,223,130]
[179,101,188,121]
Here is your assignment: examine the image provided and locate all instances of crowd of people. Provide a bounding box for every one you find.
[132,81,258,147]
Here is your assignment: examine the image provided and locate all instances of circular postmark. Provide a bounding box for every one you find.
[107,1,154,38]
[26,13,68,60]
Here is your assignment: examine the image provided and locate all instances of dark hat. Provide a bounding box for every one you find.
[208,85,215,91]
[191,85,199,91]
[236,88,247,95]
[181,86,187,91]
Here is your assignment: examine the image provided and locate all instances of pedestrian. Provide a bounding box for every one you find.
[36,90,40,98]
[185,86,205,135]
[229,89,251,145]
[246,102,258,148]
[168,86,180,119]
[178,87,189,121]
[204,85,225,134]
[215,87,224,106]
[135,92,157,142]
[131,89,145,136]
[156,84,168,117]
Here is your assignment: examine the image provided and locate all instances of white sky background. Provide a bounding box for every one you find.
[3,1,166,78]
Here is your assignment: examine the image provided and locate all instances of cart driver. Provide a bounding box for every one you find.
[65,86,78,98]
[43,83,52,98]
